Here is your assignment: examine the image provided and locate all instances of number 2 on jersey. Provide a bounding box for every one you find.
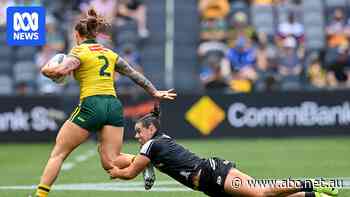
[98,55,111,77]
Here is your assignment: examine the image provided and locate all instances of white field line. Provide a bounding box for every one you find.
[0,186,191,192]
[61,149,96,171]
[0,181,192,192]
[55,181,184,187]
[0,179,350,191]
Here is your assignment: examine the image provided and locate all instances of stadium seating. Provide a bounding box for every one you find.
[325,0,347,7]
[0,46,13,62]
[0,0,350,95]
[302,0,325,50]
[13,61,37,86]
[173,0,200,91]
[140,0,166,89]
[0,74,13,95]
[229,0,249,17]
[302,0,323,11]
[0,30,6,44]
[0,60,13,76]
[251,4,275,35]
[304,27,325,50]
[113,20,139,48]
[280,75,301,91]
[15,46,38,61]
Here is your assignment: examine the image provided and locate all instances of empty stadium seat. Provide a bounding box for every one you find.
[112,20,139,47]
[305,26,325,50]
[0,74,14,95]
[229,0,249,17]
[13,61,37,84]
[251,5,275,35]
[0,31,6,44]
[302,0,325,51]
[280,75,302,91]
[0,60,13,75]
[0,46,14,60]
[15,46,38,61]
[306,39,325,50]
[302,0,323,12]
[325,0,347,7]
[303,12,324,26]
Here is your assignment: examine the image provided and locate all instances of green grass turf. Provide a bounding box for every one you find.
[0,137,349,197]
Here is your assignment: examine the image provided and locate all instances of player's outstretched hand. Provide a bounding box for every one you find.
[153,89,177,100]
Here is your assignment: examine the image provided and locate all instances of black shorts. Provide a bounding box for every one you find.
[198,157,236,197]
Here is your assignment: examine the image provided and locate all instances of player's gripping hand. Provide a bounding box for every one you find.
[108,167,120,179]
[152,89,177,100]
[41,63,63,79]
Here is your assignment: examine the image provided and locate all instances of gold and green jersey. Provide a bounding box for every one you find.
[69,39,119,100]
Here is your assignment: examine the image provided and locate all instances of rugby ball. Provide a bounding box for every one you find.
[47,53,68,84]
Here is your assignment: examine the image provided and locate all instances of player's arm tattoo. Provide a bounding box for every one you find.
[115,57,157,96]
[57,56,80,75]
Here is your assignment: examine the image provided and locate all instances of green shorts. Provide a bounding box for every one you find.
[69,95,124,131]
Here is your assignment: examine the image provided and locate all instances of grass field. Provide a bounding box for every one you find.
[0,137,349,197]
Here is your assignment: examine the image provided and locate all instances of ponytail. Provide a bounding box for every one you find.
[137,102,161,130]
[150,102,161,119]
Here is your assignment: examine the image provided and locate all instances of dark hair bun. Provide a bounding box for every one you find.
[87,8,97,17]
[75,8,109,39]
[151,103,161,118]
[86,9,99,37]
[86,19,97,35]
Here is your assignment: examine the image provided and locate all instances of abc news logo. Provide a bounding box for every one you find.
[6,6,45,46]
[13,12,39,39]
[14,12,39,31]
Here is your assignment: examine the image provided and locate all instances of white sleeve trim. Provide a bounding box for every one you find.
[140,139,154,156]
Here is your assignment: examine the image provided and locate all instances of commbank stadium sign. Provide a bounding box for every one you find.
[161,91,350,138]
[228,101,350,128]
[0,106,60,132]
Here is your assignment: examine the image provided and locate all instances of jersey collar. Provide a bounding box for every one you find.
[151,131,163,139]
[81,39,97,44]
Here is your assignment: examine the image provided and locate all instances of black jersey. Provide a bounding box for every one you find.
[140,132,205,189]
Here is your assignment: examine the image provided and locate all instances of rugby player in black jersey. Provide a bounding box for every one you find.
[108,106,338,197]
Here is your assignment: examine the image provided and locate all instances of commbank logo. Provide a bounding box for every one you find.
[7,6,45,46]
